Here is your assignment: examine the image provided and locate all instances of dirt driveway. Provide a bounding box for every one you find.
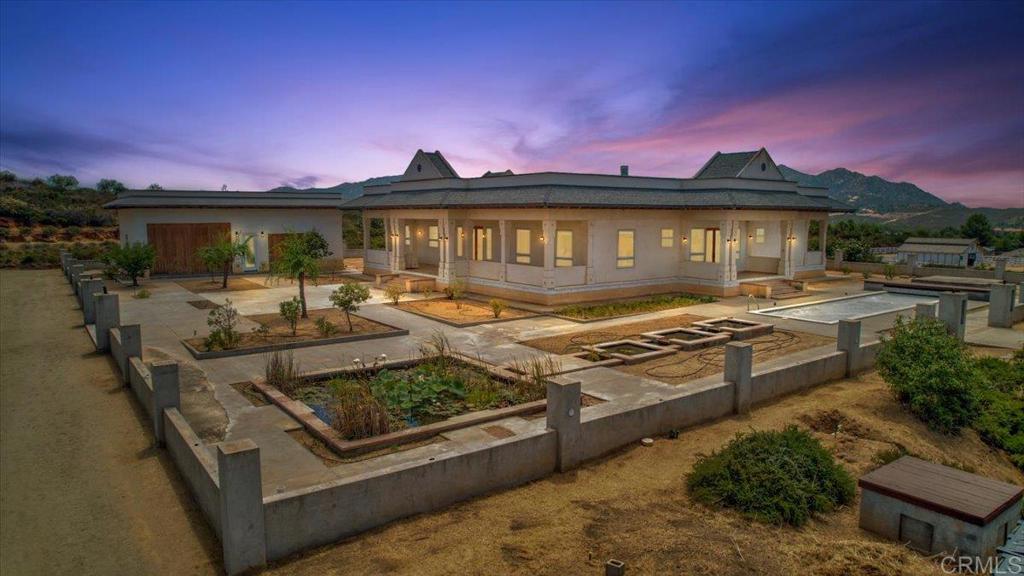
[0,269,220,575]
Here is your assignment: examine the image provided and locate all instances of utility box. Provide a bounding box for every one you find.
[859,456,1023,560]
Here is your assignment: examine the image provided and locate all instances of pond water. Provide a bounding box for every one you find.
[754,292,937,325]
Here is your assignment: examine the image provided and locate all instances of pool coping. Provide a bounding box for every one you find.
[750,291,936,325]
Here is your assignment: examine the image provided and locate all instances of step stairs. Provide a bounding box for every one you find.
[740,278,807,300]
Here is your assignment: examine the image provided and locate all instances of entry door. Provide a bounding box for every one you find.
[240,233,257,271]
[147,223,230,274]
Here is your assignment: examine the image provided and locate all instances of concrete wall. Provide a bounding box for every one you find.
[164,408,223,539]
[750,348,846,404]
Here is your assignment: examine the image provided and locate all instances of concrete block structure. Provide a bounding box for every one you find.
[546,376,582,472]
[724,342,752,414]
[93,293,120,351]
[938,291,968,340]
[989,284,1024,328]
[859,456,1023,560]
[218,440,267,575]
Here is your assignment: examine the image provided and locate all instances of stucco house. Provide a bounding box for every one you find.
[343,148,851,304]
[896,237,983,268]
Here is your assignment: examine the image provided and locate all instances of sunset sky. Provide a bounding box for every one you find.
[1,1,1021,207]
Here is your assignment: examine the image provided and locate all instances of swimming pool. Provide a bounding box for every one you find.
[753,292,938,324]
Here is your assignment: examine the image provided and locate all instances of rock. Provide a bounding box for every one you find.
[641,438,654,447]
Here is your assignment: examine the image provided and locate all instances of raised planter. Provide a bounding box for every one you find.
[181,324,409,360]
[640,327,731,351]
[691,317,774,340]
[580,339,675,364]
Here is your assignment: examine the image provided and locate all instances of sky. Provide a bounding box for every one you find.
[1,1,1022,208]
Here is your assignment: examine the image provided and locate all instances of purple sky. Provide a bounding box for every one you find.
[1,1,1022,207]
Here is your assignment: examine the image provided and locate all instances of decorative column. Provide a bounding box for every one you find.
[542,219,556,289]
[438,215,453,282]
[780,220,794,278]
[585,220,595,284]
[498,219,507,281]
[725,220,738,284]
[389,217,403,273]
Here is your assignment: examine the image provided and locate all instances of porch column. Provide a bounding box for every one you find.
[779,220,794,278]
[542,219,556,289]
[585,220,595,284]
[438,215,453,282]
[725,220,738,284]
[361,214,370,261]
[498,219,507,281]
[819,219,827,266]
[390,217,403,273]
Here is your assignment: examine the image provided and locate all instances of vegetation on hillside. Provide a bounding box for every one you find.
[687,426,856,526]
[827,214,1024,262]
[0,170,118,227]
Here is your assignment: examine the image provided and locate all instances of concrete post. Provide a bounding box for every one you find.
[148,360,179,444]
[833,249,844,267]
[995,258,1007,281]
[59,251,71,274]
[80,278,105,324]
[914,302,937,319]
[545,376,582,472]
[70,264,85,293]
[938,292,967,341]
[836,320,862,376]
[217,440,267,575]
[94,293,120,351]
[118,324,142,384]
[988,284,1016,328]
[724,342,752,414]
[64,257,76,281]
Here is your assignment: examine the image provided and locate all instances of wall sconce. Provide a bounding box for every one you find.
[260,230,265,236]
[442,235,449,241]
[417,230,423,237]
[459,231,465,239]
[539,235,546,243]
[748,234,753,239]
[681,236,688,242]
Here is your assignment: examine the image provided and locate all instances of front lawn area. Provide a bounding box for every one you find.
[394,298,535,325]
[553,293,715,320]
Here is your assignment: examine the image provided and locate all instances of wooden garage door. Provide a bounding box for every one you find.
[147,223,230,274]
[267,233,296,267]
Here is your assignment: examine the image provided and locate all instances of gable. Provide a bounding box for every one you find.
[402,150,459,181]
[737,149,784,180]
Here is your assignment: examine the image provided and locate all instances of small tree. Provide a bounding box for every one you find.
[46,174,78,191]
[279,298,301,336]
[96,179,126,195]
[205,299,240,350]
[107,242,156,286]
[197,235,252,288]
[883,263,896,280]
[271,230,333,318]
[384,283,405,305]
[490,298,506,318]
[329,283,371,332]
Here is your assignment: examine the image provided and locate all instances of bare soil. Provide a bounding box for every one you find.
[265,370,1023,576]
[395,298,535,325]
[177,276,267,293]
[617,329,835,385]
[185,308,397,352]
[520,313,707,354]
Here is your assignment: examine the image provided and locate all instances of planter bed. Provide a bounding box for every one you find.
[392,298,537,326]
[640,327,732,351]
[580,339,676,364]
[692,317,774,340]
[182,308,407,359]
[550,293,716,322]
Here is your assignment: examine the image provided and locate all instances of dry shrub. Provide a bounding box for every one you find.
[265,350,301,393]
[328,381,392,440]
[509,355,562,398]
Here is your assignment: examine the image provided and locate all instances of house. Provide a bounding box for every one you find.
[897,237,983,268]
[343,148,852,304]
[105,189,345,274]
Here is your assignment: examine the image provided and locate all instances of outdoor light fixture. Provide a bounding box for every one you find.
[682,236,688,242]
[539,235,546,243]
[748,234,753,239]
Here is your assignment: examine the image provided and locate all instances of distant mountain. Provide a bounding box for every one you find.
[779,165,947,213]
[271,175,401,201]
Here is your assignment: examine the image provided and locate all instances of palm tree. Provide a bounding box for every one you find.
[197,235,252,289]
[271,230,332,317]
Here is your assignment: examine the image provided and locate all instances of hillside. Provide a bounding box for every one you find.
[271,175,401,201]
[833,204,1024,230]
[779,165,947,213]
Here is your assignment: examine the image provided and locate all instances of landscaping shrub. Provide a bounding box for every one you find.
[205,299,241,350]
[883,263,897,280]
[315,316,338,337]
[686,426,856,526]
[0,228,9,241]
[65,225,81,238]
[861,271,871,280]
[489,298,506,318]
[330,283,371,331]
[106,242,156,286]
[875,316,979,434]
[444,279,466,301]
[554,293,715,320]
[40,225,58,239]
[384,283,405,305]
[132,288,151,299]
[279,297,301,336]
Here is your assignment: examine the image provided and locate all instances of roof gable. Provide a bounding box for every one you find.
[695,148,783,180]
[402,149,459,181]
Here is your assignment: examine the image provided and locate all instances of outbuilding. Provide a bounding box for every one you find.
[897,237,983,268]
[858,456,1023,560]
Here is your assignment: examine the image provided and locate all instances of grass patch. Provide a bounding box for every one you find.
[554,293,715,320]
[687,426,855,526]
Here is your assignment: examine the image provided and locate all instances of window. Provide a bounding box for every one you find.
[472,227,493,261]
[455,226,464,257]
[368,218,386,250]
[428,225,439,248]
[515,229,531,264]
[660,228,674,248]
[754,227,765,244]
[760,162,767,172]
[690,227,720,262]
[404,224,411,246]
[555,230,573,267]
[616,230,634,268]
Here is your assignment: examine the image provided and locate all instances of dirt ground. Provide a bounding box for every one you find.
[265,370,1022,576]
[520,313,708,354]
[0,269,221,575]
[395,298,535,325]
[177,276,267,293]
[184,308,396,352]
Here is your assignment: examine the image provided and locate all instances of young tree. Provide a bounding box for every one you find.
[96,179,127,195]
[279,298,301,336]
[197,235,252,288]
[329,283,371,331]
[961,213,994,246]
[107,242,156,286]
[272,230,332,318]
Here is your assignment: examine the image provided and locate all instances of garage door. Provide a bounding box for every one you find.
[267,233,296,268]
[147,223,230,274]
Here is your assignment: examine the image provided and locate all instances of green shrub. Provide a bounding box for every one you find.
[883,263,897,280]
[132,288,151,299]
[973,353,1024,469]
[40,225,58,239]
[315,316,337,337]
[861,271,870,280]
[204,299,241,350]
[489,298,507,318]
[279,297,301,336]
[106,242,156,286]
[384,283,405,305]
[329,283,371,331]
[876,316,979,434]
[444,279,466,301]
[686,426,855,526]
[65,225,81,238]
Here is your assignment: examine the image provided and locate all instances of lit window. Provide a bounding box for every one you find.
[455,226,464,257]
[690,228,705,262]
[473,227,493,261]
[617,230,634,268]
[428,225,439,248]
[555,230,573,267]
[515,229,531,264]
[404,224,411,246]
[755,227,765,244]
[660,228,674,248]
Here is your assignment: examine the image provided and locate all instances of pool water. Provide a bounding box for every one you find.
[754,292,937,324]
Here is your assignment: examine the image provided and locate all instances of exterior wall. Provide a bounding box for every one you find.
[116,208,344,273]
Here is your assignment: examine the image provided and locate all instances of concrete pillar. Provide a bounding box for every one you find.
[59,251,71,274]
[914,302,937,319]
[497,220,507,281]
[724,342,752,414]
[988,284,1016,328]
[837,320,862,376]
[542,219,556,289]
[80,278,105,324]
[94,293,120,351]
[586,221,595,284]
[833,249,844,267]
[149,360,179,443]
[938,292,967,341]
[217,440,267,575]
[995,258,1007,281]
[545,376,582,472]
[70,264,85,294]
[118,324,142,384]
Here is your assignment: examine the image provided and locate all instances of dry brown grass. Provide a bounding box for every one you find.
[520,313,708,354]
[395,298,535,325]
[264,370,1023,576]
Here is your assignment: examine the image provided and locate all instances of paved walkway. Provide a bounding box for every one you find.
[0,270,221,576]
